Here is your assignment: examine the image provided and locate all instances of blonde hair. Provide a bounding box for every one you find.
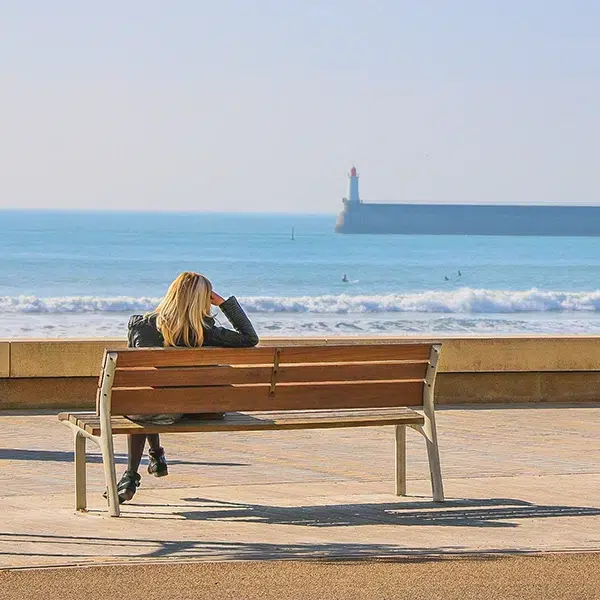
[151,272,212,347]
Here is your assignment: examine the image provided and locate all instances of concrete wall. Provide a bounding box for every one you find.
[8,339,126,377]
[0,342,9,378]
[2,336,600,409]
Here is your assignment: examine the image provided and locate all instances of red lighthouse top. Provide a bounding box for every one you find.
[350,166,357,177]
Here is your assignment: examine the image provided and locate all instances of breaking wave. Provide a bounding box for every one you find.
[0,296,161,314]
[5,288,600,314]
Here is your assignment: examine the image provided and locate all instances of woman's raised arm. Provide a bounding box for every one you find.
[208,295,259,348]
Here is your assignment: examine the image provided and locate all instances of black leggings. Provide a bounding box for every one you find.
[127,433,161,473]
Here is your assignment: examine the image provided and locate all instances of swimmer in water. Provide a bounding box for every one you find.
[444,276,449,281]
[342,274,348,283]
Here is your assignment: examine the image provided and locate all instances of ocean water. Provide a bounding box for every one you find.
[3,210,600,338]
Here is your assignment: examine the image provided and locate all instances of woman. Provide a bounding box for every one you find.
[111,271,259,504]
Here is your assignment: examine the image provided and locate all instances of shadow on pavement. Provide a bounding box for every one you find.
[0,448,247,467]
[170,496,600,528]
[0,531,554,563]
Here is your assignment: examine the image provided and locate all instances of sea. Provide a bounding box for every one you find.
[4,209,600,339]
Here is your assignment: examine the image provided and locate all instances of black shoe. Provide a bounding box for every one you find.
[103,470,141,504]
[148,446,168,478]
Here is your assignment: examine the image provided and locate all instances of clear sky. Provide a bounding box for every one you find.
[1,1,599,213]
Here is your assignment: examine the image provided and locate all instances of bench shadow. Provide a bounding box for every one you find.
[157,497,600,528]
[0,531,548,562]
[0,448,247,467]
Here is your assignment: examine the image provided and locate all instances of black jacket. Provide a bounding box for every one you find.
[128,296,259,349]
[126,296,258,424]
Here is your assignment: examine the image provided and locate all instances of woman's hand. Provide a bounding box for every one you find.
[210,291,225,307]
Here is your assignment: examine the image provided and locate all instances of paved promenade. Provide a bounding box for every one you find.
[1,405,600,569]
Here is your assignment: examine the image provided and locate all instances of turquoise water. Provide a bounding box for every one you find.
[3,210,600,337]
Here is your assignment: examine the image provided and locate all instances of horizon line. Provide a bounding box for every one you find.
[0,208,338,217]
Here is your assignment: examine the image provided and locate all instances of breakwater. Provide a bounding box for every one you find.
[335,202,600,235]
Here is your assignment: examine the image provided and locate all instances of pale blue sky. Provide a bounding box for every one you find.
[1,1,599,212]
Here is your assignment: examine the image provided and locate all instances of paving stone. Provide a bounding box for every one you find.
[1,404,599,568]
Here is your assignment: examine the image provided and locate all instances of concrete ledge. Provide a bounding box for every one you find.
[9,339,125,378]
[0,377,97,410]
[437,337,600,373]
[3,372,600,410]
[437,372,542,404]
[5,336,600,378]
[0,342,9,378]
[540,371,600,403]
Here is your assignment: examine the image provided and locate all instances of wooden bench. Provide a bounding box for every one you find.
[59,342,444,516]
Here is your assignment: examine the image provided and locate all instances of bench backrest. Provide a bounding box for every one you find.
[97,343,441,417]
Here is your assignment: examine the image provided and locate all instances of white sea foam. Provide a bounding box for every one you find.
[3,288,600,315]
[0,295,160,314]
[4,312,600,339]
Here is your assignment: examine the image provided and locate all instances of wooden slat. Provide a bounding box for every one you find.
[110,380,424,415]
[278,344,434,364]
[111,384,268,415]
[109,344,434,369]
[113,365,273,387]
[111,346,276,368]
[59,408,425,435]
[274,380,424,409]
[277,361,428,383]
[112,361,428,387]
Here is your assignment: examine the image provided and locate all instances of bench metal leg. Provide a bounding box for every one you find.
[74,430,87,511]
[100,432,120,517]
[417,418,444,502]
[395,425,406,496]
[424,429,444,502]
[410,422,445,502]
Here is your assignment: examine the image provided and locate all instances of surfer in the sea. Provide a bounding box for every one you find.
[342,274,348,283]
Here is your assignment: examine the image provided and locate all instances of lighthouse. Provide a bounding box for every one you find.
[346,166,360,204]
[336,166,363,232]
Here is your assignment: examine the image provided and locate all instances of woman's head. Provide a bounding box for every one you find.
[153,272,213,347]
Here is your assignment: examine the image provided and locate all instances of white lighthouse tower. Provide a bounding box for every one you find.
[346,166,360,204]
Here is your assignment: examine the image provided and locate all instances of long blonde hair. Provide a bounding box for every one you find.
[151,272,212,347]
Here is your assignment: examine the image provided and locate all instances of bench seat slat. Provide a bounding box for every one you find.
[58,408,425,435]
